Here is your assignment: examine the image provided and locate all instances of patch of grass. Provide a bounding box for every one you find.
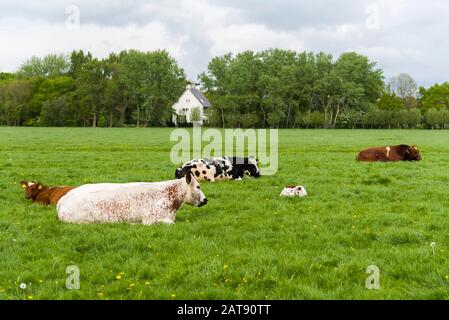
[1,127,449,299]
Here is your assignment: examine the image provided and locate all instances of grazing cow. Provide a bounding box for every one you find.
[175,156,261,181]
[57,172,207,225]
[280,186,308,198]
[20,180,76,205]
[356,145,421,162]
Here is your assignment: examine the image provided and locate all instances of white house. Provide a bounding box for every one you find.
[172,83,211,125]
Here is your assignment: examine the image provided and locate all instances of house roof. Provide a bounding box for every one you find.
[190,88,211,108]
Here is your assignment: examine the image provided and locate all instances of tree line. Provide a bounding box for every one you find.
[0,50,185,127]
[1,49,449,129]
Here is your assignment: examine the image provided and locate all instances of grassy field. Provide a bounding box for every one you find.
[1,127,449,300]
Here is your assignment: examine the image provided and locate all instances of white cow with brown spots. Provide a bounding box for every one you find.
[56,172,207,225]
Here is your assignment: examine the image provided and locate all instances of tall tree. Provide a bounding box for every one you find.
[17,54,70,78]
[69,50,93,77]
[418,82,449,111]
[0,80,32,125]
[29,76,74,121]
[120,50,185,127]
[390,73,418,109]
[73,58,108,127]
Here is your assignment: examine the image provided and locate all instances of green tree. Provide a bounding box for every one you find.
[315,52,383,128]
[0,80,32,126]
[17,54,70,78]
[390,73,418,109]
[101,53,128,127]
[73,58,108,127]
[310,111,325,128]
[418,83,449,111]
[29,76,74,121]
[40,95,70,126]
[425,108,440,129]
[240,113,259,128]
[190,107,202,122]
[405,109,423,129]
[69,50,93,77]
[439,109,449,129]
[377,90,404,111]
[120,50,185,127]
[0,73,14,81]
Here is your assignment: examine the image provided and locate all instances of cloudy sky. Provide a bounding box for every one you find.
[0,0,447,86]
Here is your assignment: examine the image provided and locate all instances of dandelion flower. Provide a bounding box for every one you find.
[115,275,122,280]
[171,294,176,299]
[19,283,27,290]
[27,296,33,300]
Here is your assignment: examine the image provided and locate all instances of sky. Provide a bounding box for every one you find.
[0,0,448,87]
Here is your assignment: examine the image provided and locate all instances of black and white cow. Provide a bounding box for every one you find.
[175,156,261,182]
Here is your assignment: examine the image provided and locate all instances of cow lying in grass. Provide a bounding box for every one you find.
[175,156,261,182]
[356,145,421,162]
[21,180,76,205]
[280,186,308,198]
[57,172,207,225]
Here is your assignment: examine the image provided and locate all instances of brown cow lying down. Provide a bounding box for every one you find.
[56,172,207,225]
[356,145,421,162]
[21,180,76,205]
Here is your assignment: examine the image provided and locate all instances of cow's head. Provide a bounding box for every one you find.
[405,146,421,161]
[183,172,208,207]
[243,157,261,178]
[20,180,44,200]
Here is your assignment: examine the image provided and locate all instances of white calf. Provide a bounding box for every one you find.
[280,186,308,198]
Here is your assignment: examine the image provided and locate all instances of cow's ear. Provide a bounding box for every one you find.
[37,183,43,190]
[20,181,27,189]
[186,171,192,184]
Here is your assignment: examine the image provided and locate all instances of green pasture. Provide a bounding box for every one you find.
[1,127,449,299]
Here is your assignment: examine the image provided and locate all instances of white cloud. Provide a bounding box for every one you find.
[0,18,187,71]
[209,24,305,56]
[0,0,448,86]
